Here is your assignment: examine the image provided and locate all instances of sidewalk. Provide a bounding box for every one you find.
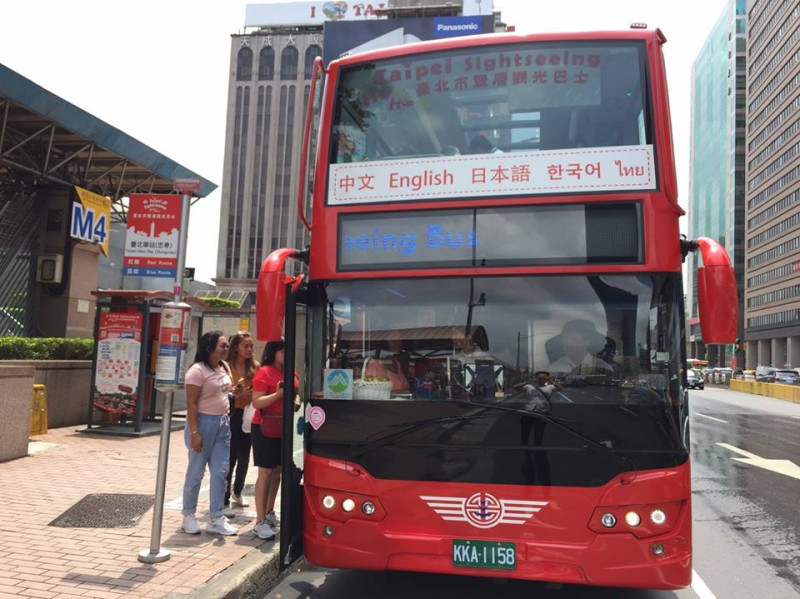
[0,425,279,598]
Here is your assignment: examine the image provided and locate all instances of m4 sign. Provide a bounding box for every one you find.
[71,202,107,243]
[71,186,111,255]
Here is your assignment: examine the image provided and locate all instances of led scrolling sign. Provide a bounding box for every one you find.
[338,203,642,271]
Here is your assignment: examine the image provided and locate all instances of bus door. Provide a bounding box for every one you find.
[280,281,304,569]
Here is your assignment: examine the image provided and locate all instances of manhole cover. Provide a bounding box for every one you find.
[50,494,155,528]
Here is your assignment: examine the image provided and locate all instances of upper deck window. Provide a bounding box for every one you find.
[331,42,651,164]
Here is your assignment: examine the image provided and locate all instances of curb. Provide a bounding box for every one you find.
[170,540,281,599]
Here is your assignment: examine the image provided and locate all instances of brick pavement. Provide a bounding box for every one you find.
[0,426,274,598]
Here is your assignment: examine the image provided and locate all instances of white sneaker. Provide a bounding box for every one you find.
[253,519,276,540]
[206,515,238,536]
[265,510,280,527]
[182,514,201,535]
[231,493,250,507]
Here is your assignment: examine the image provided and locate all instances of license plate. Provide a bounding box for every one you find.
[452,539,516,570]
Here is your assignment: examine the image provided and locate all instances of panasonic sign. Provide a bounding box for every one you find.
[433,16,486,38]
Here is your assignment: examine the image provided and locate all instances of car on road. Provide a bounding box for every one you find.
[687,369,705,389]
[772,369,800,385]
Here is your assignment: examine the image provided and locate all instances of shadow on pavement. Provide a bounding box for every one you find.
[278,566,684,599]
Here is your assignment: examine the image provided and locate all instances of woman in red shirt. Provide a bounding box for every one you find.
[250,339,299,540]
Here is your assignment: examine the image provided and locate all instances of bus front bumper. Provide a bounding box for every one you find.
[303,515,691,590]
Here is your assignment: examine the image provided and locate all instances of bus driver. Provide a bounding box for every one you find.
[545,319,614,377]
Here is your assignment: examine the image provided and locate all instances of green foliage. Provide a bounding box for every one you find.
[202,297,241,309]
[0,337,94,360]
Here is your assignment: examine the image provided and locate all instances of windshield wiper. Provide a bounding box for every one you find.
[447,399,638,480]
[347,407,494,461]
[345,398,637,482]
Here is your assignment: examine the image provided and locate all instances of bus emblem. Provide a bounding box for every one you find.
[420,493,548,529]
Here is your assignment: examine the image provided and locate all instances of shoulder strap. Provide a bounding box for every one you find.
[220,360,232,378]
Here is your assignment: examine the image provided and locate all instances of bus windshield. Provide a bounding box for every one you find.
[331,41,651,162]
[312,274,686,483]
[323,274,682,404]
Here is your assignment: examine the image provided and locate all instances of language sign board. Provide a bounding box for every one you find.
[124,194,181,278]
[329,145,656,205]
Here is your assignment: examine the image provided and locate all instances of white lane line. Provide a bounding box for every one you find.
[717,442,800,479]
[692,569,717,599]
[716,442,760,459]
[694,412,729,424]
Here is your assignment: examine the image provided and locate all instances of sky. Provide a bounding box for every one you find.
[0,0,729,284]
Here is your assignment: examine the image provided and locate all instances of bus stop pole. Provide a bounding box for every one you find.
[139,191,192,564]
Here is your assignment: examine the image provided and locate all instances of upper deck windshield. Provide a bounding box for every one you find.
[331,41,651,163]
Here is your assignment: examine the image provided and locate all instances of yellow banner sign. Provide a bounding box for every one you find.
[73,186,111,256]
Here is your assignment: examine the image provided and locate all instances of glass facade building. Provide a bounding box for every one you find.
[687,0,747,366]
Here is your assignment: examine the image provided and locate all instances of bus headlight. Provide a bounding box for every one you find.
[341,498,356,512]
[322,495,336,509]
[650,509,667,525]
[362,501,376,515]
[624,511,641,527]
[601,513,617,528]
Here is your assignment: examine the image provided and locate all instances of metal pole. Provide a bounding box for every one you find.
[138,390,172,563]
[138,192,191,564]
[173,193,191,303]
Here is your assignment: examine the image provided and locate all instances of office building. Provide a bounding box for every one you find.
[743,0,800,368]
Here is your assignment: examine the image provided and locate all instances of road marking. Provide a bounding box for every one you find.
[717,442,800,480]
[694,412,729,424]
[692,569,717,599]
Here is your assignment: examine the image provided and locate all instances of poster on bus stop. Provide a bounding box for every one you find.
[123,193,180,278]
[93,312,143,414]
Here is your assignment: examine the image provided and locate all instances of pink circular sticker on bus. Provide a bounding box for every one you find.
[308,406,326,431]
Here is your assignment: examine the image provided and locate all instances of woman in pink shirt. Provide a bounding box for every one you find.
[182,331,237,536]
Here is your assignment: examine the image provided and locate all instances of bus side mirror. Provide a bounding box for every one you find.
[256,269,287,342]
[693,237,737,344]
[256,248,303,342]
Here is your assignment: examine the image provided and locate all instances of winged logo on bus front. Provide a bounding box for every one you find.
[420,492,548,529]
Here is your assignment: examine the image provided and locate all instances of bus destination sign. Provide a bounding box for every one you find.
[338,203,641,271]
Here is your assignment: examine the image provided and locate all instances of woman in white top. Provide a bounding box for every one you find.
[181,330,237,536]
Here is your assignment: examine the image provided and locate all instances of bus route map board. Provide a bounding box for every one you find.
[92,312,143,414]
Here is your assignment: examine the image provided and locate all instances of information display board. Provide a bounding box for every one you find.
[338,202,641,271]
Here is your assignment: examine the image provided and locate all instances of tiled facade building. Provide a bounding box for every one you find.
[744,0,800,368]
[215,28,322,288]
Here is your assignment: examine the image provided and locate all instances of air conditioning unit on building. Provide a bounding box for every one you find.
[36,254,64,283]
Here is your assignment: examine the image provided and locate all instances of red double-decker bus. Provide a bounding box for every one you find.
[258,28,737,590]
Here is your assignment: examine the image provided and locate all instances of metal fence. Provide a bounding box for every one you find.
[0,193,41,336]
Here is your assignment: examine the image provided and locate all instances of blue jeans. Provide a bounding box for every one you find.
[182,413,231,519]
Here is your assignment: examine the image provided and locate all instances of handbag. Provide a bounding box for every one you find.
[242,402,255,433]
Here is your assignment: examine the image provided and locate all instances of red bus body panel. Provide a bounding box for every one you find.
[303,453,691,589]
